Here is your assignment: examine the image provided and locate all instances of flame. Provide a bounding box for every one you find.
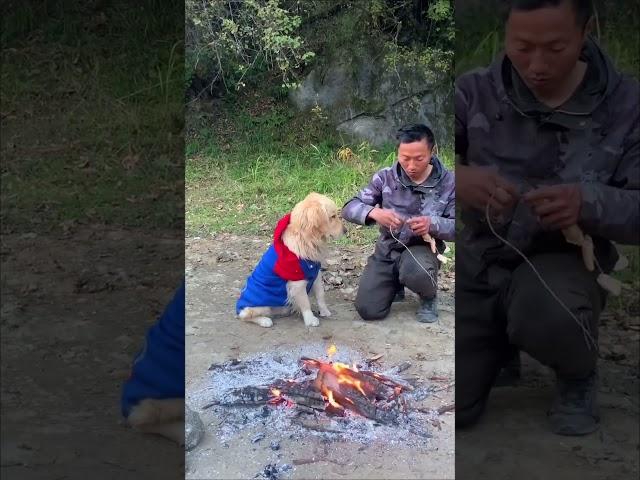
[327,344,337,360]
[271,388,281,397]
[337,375,367,397]
[352,363,359,372]
[325,389,343,409]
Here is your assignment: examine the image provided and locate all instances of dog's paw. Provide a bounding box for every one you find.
[318,307,332,317]
[304,315,320,327]
[256,316,273,328]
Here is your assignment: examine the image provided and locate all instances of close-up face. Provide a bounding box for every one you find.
[398,139,432,182]
[505,1,588,95]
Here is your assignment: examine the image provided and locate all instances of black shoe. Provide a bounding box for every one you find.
[417,296,438,323]
[393,287,405,303]
[548,371,599,436]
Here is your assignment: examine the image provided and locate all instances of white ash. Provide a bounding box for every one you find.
[187,343,436,448]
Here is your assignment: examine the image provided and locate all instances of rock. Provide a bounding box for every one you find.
[216,251,238,263]
[185,404,204,451]
[602,344,626,362]
[252,432,266,443]
[270,441,280,451]
[289,49,451,146]
[336,116,395,147]
[340,287,356,300]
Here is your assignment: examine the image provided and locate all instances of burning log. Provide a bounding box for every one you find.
[312,360,402,425]
[358,369,415,392]
[202,386,273,409]
[208,347,417,428]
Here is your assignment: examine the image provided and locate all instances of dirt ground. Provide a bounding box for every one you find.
[185,234,456,480]
[456,334,640,479]
[1,227,185,480]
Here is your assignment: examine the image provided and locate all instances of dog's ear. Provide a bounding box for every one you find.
[295,199,329,234]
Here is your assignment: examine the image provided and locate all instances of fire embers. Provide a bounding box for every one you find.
[267,346,410,424]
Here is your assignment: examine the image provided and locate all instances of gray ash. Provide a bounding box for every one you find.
[187,343,437,447]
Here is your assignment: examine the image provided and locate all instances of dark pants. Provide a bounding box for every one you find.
[355,246,439,320]
[455,252,606,427]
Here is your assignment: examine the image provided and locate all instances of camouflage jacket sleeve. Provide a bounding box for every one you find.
[341,171,384,226]
[428,172,456,242]
[580,119,640,244]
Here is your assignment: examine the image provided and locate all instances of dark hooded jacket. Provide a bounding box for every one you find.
[455,36,639,280]
[342,156,455,258]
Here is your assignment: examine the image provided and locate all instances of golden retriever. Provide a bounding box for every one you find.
[126,398,185,446]
[236,192,345,328]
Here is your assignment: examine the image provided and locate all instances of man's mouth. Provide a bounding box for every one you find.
[528,76,551,86]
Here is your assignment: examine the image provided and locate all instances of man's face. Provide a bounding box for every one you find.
[505,1,587,95]
[398,139,431,182]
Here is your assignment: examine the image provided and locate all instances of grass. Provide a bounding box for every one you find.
[185,96,455,266]
[1,1,184,232]
[606,245,640,319]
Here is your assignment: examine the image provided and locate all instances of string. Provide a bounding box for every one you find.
[484,190,598,351]
[389,228,438,288]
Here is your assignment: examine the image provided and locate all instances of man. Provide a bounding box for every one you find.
[342,123,455,323]
[455,0,639,435]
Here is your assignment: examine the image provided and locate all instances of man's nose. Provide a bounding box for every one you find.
[529,50,549,75]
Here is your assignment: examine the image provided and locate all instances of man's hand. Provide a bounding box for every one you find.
[457,165,520,215]
[406,216,431,237]
[523,183,582,230]
[368,207,403,230]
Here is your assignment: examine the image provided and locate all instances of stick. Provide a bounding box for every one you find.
[361,369,415,391]
[416,402,455,415]
[292,418,343,434]
[437,403,455,415]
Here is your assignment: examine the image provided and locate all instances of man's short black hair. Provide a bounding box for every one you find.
[396,123,435,149]
[507,0,592,29]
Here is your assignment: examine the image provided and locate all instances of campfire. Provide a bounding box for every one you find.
[197,343,455,448]
[206,345,415,425]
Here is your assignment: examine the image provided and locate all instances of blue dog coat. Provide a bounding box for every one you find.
[121,280,185,418]
[236,213,321,314]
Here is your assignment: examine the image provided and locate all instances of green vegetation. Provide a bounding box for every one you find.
[186,96,454,253]
[1,1,184,231]
[185,0,456,269]
[186,0,454,94]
